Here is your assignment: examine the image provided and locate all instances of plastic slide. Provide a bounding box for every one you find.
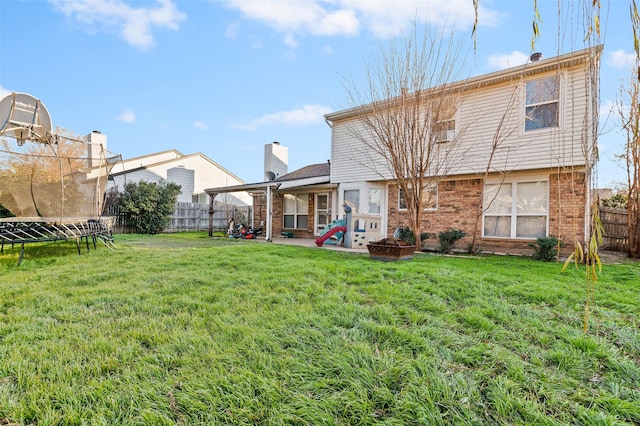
[315,226,346,247]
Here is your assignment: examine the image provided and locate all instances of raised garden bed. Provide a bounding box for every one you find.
[367,238,416,261]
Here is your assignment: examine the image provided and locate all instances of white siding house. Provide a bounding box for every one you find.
[330,48,599,183]
[109,150,252,206]
[325,46,602,253]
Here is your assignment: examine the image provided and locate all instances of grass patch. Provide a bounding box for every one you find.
[1,232,639,425]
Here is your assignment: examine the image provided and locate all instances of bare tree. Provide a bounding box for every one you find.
[468,82,522,253]
[341,23,467,246]
[619,1,640,257]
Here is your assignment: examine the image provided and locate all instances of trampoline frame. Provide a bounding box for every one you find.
[0,217,116,265]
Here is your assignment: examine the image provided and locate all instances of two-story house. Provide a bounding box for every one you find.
[207,45,602,253]
[324,45,601,253]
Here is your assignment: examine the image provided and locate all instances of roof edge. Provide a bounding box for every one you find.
[326,45,603,122]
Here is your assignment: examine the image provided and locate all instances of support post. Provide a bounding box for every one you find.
[343,204,352,248]
[266,185,272,241]
[208,193,217,237]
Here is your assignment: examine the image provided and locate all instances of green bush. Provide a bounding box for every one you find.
[438,229,465,254]
[117,180,181,234]
[529,237,561,261]
[395,227,431,245]
[0,204,14,218]
[601,193,627,209]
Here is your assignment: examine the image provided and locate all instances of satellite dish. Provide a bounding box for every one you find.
[0,92,53,145]
[265,171,276,181]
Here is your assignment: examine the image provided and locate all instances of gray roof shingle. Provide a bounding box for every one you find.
[275,162,330,182]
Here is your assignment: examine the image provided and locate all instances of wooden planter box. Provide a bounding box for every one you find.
[367,238,416,261]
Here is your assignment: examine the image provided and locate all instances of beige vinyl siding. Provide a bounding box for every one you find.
[458,66,589,173]
[111,150,182,174]
[110,169,162,189]
[109,153,252,205]
[146,156,251,204]
[330,119,395,183]
[331,64,594,184]
[167,167,195,203]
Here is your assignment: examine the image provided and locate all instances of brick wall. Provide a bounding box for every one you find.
[387,172,586,254]
[252,172,587,252]
[253,193,267,230]
[548,171,586,246]
[252,192,316,238]
[387,179,483,251]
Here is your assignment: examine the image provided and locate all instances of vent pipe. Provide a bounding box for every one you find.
[530,52,542,62]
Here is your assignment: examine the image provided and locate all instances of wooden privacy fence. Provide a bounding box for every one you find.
[105,202,252,234]
[599,207,628,253]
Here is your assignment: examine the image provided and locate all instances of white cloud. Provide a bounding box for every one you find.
[118,109,136,123]
[226,0,359,37]
[342,0,499,36]
[0,85,11,100]
[486,50,529,70]
[283,34,298,49]
[50,0,186,49]
[609,50,635,69]
[322,45,334,55]
[225,0,501,42]
[225,22,239,39]
[193,121,207,130]
[233,104,332,131]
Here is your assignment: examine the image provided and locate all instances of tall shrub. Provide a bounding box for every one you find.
[117,181,181,234]
[438,229,465,254]
[0,204,14,218]
[529,237,561,261]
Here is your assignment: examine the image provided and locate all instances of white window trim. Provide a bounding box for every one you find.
[342,188,361,215]
[283,193,309,229]
[482,177,549,240]
[368,188,383,215]
[434,118,456,144]
[520,72,565,135]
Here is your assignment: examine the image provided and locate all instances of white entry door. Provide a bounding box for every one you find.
[315,193,330,236]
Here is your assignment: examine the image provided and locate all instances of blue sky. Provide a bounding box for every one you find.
[0,0,634,188]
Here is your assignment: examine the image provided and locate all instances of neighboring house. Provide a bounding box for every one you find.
[109,149,251,207]
[207,46,602,253]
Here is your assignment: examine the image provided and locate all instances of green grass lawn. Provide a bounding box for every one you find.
[0,233,638,425]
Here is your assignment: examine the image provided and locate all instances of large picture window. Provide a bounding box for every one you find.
[525,76,559,131]
[283,193,309,229]
[483,180,548,239]
[398,183,437,210]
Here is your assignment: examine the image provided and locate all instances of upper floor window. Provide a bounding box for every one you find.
[434,118,456,143]
[398,183,437,210]
[283,193,308,229]
[525,76,559,131]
